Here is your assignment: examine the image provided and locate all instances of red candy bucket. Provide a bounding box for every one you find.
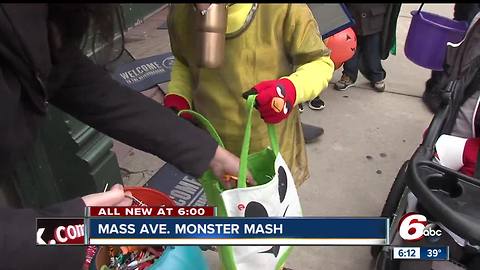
[124,186,175,207]
[89,187,175,270]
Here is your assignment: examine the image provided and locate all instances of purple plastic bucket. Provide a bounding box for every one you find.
[405,10,468,71]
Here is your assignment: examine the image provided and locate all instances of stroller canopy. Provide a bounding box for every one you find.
[444,12,480,81]
[440,12,480,134]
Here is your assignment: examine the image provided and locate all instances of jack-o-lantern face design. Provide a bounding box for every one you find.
[325,27,358,70]
[271,84,292,115]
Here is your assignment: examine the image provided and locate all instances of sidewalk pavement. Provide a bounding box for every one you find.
[116,4,455,269]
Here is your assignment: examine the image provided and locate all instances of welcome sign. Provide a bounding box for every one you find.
[111,52,175,92]
[145,163,208,207]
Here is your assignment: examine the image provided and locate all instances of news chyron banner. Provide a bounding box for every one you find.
[36,207,389,246]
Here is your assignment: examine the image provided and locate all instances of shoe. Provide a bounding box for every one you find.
[302,123,324,144]
[308,97,325,110]
[298,103,304,113]
[372,80,385,92]
[334,74,355,91]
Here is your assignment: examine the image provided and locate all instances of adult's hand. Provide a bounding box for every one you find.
[209,146,256,189]
[81,184,133,207]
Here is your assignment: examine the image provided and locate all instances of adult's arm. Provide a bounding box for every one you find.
[49,49,218,177]
[0,198,86,270]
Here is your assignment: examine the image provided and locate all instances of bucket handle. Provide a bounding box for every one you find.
[418,3,425,12]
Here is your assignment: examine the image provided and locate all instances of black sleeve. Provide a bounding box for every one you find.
[0,198,86,270]
[49,49,218,177]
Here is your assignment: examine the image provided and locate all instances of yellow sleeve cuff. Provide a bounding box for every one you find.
[285,56,334,105]
[167,58,194,106]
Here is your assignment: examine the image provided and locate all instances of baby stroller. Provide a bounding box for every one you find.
[372,13,480,270]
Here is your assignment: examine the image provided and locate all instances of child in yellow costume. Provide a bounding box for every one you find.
[165,4,334,187]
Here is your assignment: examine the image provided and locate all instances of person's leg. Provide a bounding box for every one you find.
[454,3,480,24]
[342,37,362,82]
[334,36,363,91]
[334,56,359,91]
[358,32,386,91]
[422,70,445,113]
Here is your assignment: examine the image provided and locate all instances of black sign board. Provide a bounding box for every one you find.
[308,4,355,39]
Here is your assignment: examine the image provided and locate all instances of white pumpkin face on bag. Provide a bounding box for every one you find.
[221,154,302,270]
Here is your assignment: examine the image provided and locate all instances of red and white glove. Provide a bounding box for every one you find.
[163,93,192,120]
[243,78,297,124]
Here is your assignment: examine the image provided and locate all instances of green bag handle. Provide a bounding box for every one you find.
[178,110,225,148]
[238,95,280,188]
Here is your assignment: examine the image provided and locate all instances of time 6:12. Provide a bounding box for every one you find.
[398,248,416,257]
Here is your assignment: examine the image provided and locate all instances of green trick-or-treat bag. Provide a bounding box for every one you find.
[179,95,303,270]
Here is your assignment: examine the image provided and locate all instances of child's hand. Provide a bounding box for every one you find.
[243,78,296,124]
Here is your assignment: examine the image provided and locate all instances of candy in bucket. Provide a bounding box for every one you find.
[84,187,176,270]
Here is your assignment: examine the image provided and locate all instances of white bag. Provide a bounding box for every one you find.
[217,95,303,270]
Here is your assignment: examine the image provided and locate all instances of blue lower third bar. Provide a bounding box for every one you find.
[87,217,388,246]
[420,247,449,260]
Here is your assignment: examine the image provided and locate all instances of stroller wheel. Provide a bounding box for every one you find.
[375,249,400,270]
[371,160,409,258]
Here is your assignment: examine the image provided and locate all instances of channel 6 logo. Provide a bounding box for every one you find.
[398,213,442,242]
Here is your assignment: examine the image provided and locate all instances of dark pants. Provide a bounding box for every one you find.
[343,32,386,83]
